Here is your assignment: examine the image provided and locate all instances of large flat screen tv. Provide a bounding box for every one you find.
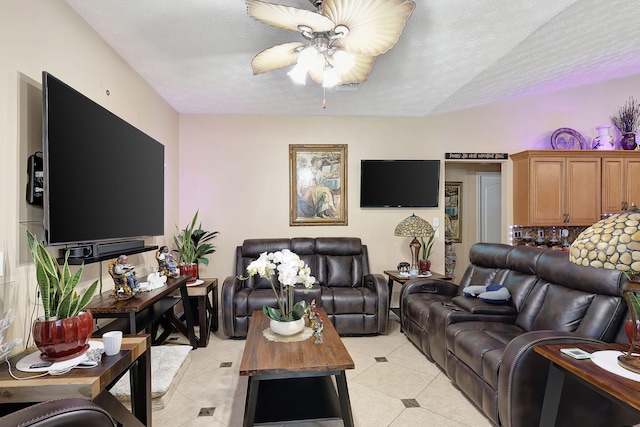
[360,160,440,208]
[43,72,164,246]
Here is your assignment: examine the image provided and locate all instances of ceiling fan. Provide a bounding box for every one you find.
[246,0,416,90]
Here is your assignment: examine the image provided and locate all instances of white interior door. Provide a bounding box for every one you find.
[478,172,502,243]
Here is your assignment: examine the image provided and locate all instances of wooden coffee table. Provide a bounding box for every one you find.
[239,308,355,427]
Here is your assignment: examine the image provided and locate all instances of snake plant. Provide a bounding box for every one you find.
[27,230,98,320]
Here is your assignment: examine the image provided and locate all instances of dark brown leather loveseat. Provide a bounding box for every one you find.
[400,243,640,427]
[222,237,389,338]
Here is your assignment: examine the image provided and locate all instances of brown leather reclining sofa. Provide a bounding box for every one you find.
[400,242,640,427]
[222,237,389,338]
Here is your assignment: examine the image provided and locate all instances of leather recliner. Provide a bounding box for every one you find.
[0,398,116,427]
[222,237,389,338]
[400,243,640,427]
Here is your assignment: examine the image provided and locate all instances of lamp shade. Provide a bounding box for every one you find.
[569,210,640,271]
[394,214,434,238]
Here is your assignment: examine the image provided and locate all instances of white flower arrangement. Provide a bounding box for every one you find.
[245,249,316,321]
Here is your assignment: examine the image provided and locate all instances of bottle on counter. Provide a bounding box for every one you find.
[561,229,570,252]
[548,227,561,250]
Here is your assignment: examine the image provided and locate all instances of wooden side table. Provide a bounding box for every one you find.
[535,342,640,427]
[0,335,152,426]
[187,278,218,348]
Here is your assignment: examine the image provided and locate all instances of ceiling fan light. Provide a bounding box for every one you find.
[322,66,341,88]
[297,46,319,68]
[332,50,355,73]
[288,63,308,84]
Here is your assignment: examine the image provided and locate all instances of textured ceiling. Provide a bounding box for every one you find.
[63,0,640,117]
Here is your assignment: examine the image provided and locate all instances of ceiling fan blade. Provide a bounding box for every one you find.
[251,42,305,75]
[323,0,415,56]
[246,0,334,33]
[308,55,376,85]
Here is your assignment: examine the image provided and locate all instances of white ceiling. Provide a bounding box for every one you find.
[63,0,640,117]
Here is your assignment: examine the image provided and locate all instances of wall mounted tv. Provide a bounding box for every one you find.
[43,72,164,246]
[360,160,440,208]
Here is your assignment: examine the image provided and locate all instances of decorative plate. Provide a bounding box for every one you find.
[550,128,587,150]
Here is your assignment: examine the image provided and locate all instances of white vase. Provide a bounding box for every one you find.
[592,125,614,150]
[269,318,305,336]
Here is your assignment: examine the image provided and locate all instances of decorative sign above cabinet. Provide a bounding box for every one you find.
[445,153,508,160]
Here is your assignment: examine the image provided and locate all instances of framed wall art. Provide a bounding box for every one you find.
[444,181,462,242]
[289,144,348,226]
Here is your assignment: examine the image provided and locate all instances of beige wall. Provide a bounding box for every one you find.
[4,1,640,344]
[180,72,640,308]
[1,1,179,349]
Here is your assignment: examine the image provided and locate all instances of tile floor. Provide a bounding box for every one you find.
[152,315,493,427]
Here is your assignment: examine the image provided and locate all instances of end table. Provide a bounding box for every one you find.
[187,278,218,347]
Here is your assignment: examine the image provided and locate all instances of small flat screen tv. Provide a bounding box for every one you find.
[43,72,164,246]
[360,160,440,208]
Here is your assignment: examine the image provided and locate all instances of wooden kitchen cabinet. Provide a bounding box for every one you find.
[602,156,640,213]
[511,151,601,226]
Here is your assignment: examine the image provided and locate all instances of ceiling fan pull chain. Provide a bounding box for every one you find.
[322,87,327,109]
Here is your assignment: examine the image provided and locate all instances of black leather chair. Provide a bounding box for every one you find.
[222,237,389,338]
[0,398,116,427]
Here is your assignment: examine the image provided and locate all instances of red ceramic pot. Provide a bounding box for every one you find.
[419,259,431,275]
[33,310,93,359]
[625,318,640,344]
[180,263,199,283]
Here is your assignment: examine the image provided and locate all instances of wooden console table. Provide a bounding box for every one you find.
[86,275,198,349]
[0,335,152,426]
[535,342,640,427]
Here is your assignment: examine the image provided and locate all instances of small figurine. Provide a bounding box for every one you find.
[314,317,324,344]
[157,246,179,277]
[114,255,140,292]
[309,299,318,330]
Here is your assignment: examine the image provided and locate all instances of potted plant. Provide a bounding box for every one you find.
[419,229,437,274]
[245,249,315,336]
[174,210,218,283]
[26,230,98,359]
[611,96,640,150]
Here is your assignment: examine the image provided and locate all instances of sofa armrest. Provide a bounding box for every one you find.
[0,398,116,427]
[364,273,390,333]
[401,278,459,300]
[498,331,611,427]
[221,275,245,337]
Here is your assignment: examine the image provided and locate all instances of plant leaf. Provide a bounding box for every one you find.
[263,306,282,321]
[71,280,99,317]
[291,300,307,320]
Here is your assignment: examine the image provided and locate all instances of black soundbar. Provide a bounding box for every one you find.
[91,240,145,257]
[61,240,146,259]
